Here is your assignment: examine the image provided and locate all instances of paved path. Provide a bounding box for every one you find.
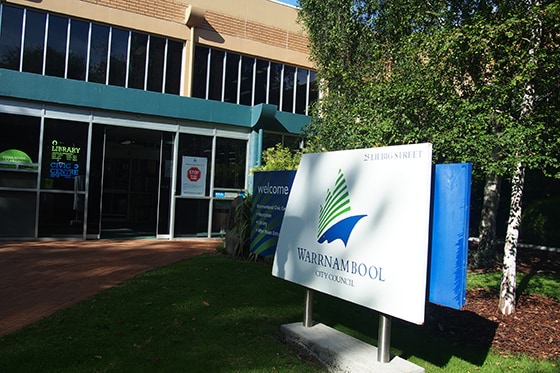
[0,239,219,337]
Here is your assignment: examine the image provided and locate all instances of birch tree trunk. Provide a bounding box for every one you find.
[498,162,525,315]
[475,173,501,268]
[498,0,541,315]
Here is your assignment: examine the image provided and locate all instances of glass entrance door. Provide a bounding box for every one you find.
[100,127,163,239]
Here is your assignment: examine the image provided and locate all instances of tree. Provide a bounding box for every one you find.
[299,0,560,315]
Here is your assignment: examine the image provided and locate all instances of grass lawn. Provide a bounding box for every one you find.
[0,253,558,372]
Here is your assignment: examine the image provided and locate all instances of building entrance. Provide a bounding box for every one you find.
[99,127,168,239]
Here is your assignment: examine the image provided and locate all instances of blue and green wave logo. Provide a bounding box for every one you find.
[317,169,366,247]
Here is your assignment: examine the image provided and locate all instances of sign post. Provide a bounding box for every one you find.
[303,289,314,328]
[377,314,392,363]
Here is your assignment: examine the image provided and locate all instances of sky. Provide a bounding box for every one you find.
[273,0,300,8]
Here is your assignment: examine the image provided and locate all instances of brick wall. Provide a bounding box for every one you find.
[79,0,185,23]
[205,11,310,55]
[79,1,309,55]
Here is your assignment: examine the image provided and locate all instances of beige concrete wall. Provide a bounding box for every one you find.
[187,0,304,34]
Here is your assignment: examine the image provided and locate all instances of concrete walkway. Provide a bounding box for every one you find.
[0,239,220,337]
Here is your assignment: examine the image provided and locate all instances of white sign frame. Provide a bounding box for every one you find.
[272,143,433,324]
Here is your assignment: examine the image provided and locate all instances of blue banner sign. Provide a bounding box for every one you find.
[429,163,472,310]
[250,170,296,258]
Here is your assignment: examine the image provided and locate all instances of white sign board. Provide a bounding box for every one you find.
[272,144,433,324]
[181,156,207,196]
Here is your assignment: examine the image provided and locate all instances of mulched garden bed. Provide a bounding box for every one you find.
[427,249,559,360]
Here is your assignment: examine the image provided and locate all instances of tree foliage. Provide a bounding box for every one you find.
[299,0,560,314]
[301,0,559,177]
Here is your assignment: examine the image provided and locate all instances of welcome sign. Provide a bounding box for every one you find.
[250,171,296,258]
[272,144,433,325]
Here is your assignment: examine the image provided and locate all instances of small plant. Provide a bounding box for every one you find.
[256,143,301,171]
[225,193,252,259]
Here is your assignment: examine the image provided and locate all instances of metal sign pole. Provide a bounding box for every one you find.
[377,313,392,363]
[303,289,314,327]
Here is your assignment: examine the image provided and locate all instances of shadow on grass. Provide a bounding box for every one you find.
[312,291,497,369]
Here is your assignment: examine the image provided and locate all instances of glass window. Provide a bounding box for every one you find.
[190,46,317,113]
[269,62,282,107]
[128,32,148,89]
[208,49,224,101]
[282,65,295,113]
[254,59,268,105]
[212,199,232,237]
[165,40,182,95]
[108,28,128,87]
[147,35,165,92]
[192,45,208,99]
[262,133,283,152]
[174,199,209,237]
[0,113,40,163]
[0,113,40,189]
[157,132,174,235]
[284,135,302,151]
[0,191,36,238]
[295,68,308,115]
[67,19,89,80]
[38,192,84,237]
[45,14,68,78]
[240,56,254,106]
[0,5,23,70]
[214,138,246,189]
[177,133,213,196]
[224,52,240,103]
[308,71,319,114]
[22,9,46,74]
[41,119,88,191]
[87,124,105,237]
[88,24,109,83]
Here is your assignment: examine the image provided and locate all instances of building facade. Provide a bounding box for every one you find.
[0,0,316,240]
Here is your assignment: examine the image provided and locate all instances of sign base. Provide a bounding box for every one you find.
[281,322,424,373]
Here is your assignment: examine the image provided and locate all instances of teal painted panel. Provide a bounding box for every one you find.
[275,110,311,134]
[0,69,252,127]
[0,69,311,135]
